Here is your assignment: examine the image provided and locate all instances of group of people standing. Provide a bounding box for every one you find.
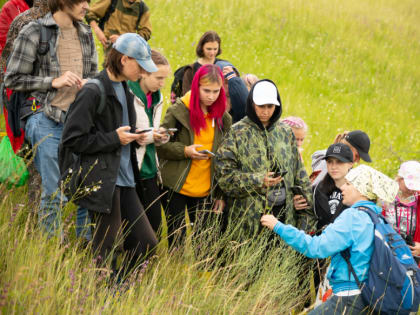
[1,0,419,313]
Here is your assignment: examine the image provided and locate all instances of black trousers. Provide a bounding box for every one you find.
[160,187,207,245]
[89,186,158,269]
[136,176,163,234]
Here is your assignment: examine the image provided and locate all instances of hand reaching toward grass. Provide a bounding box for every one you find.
[261,214,279,231]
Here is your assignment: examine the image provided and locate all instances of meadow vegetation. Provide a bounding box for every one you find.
[0,0,419,313]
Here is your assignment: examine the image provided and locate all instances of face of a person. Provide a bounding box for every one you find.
[397,177,415,196]
[199,81,222,108]
[202,41,219,61]
[326,157,353,182]
[254,104,276,126]
[142,64,170,93]
[65,1,89,21]
[340,181,364,206]
[292,128,306,148]
[121,56,144,81]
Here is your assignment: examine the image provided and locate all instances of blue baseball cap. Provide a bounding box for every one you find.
[113,33,158,73]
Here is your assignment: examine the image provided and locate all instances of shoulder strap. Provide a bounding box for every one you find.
[340,248,362,288]
[86,79,106,114]
[99,0,118,30]
[135,1,146,31]
[37,22,53,56]
[340,205,379,288]
[0,83,7,113]
[33,22,54,77]
[357,205,382,225]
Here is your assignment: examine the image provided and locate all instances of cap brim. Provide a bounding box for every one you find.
[404,179,420,191]
[323,154,353,163]
[254,98,280,106]
[358,151,372,163]
[136,59,158,73]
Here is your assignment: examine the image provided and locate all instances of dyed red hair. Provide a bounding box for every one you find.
[189,64,226,135]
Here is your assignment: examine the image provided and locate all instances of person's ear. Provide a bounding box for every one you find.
[120,55,129,66]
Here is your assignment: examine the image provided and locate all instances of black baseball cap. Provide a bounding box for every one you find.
[323,143,354,163]
[344,130,372,162]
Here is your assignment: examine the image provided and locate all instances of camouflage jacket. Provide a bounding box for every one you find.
[215,117,315,237]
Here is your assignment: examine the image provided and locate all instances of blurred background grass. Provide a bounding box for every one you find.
[144,0,419,176]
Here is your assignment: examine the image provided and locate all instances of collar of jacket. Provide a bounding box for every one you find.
[127,80,162,108]
[40,12,91,36]
[171,97,192,131]
[96,69,136,126]
[98,69,128,97]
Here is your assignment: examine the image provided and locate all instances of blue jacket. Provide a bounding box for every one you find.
[273,200,378,293]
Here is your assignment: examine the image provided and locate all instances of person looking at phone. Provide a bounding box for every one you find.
[60,34,158,273]
[156,64,232,245]
[127,49,171,234]
[216,80,315,239]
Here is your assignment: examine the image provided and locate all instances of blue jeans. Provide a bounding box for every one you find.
[76,206,92,241]
[309,294,368,315]
[25,112,66,236]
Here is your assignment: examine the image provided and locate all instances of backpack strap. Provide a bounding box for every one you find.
[85,79,106,115]
[37,22,53,56]
[99,0,118,30]
[135,1,146,31]
[340,248,362,287]
[340,205,378,289]
[0,83,7,113]
[33,22,55,77]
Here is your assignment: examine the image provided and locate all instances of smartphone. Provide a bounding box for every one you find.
[198,149,215,157]
[167,128,178,132]
[273,170,287,178]
[136,128,153,134]
[291,186,304,196]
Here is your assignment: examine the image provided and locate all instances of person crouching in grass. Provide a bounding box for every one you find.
[261,165,399,314]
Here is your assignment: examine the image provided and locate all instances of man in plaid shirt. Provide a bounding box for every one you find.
[5,0,97,237]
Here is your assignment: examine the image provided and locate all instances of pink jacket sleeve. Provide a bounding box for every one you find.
[414,196,420,243]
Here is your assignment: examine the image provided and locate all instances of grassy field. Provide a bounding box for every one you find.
[0,0,420,313]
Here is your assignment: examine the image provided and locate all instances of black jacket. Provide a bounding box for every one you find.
[227,76,248,123]
[59,70,138,213]
[313,182,346,231]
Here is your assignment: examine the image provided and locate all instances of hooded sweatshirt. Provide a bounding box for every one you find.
[216,80,315,236]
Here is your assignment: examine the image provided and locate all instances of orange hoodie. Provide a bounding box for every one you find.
[179,92,215,198]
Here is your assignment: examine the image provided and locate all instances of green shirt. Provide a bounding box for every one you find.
[128,80,159,179]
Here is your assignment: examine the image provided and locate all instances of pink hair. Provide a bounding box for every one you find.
[189,64,226,135]
[281,116,308,132]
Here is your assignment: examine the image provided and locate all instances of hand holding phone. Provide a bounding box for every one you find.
[198,149,215,157]
[291,186,305,196]
[273,170,287,178]
[134,128,153,134]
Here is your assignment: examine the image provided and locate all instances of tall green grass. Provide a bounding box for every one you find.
[0,0,419,313]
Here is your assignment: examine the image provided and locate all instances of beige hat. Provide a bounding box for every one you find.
[345,165,399,203]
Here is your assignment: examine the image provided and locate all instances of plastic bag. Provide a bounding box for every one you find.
[0,136,29,188]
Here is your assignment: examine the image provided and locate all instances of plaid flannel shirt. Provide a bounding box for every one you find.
[4,12,98,123]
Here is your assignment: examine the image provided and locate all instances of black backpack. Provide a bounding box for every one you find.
[98,0,146,31]
[1,22,55,142]
[170,64,193,104]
